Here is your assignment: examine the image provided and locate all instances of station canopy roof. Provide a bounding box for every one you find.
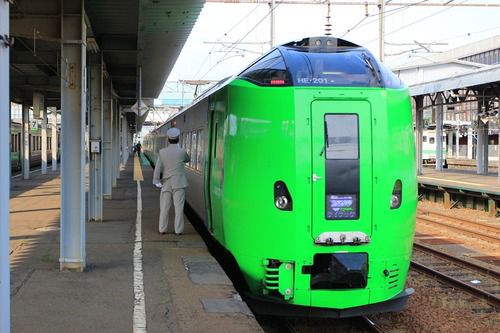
[9,0,205,130]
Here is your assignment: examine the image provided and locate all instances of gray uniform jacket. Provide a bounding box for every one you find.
[153,144,190,190]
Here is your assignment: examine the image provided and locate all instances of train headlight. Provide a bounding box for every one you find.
[274,181,293,211]
[275,196,288,209]
[390,180,402,209]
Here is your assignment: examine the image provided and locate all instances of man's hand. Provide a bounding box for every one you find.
[153,180,162,189]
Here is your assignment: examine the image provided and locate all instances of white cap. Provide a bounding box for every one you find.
[167,127,180,139]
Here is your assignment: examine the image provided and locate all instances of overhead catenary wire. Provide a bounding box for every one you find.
[201,1,284,79]
[193,2,263,78]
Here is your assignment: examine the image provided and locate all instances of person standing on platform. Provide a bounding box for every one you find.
[153,127,190,235]
[135,142,142,156]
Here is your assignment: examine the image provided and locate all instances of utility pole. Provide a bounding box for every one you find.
[378,0,385,62]
[270,0,276,47]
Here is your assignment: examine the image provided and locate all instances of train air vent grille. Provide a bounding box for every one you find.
[262,259,295,300]
[387,264,400,290]
[263,260,280,292]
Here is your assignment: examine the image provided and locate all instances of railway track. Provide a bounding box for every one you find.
[258,316,387,333]
[411,243,500,308]
[416,209,500,243]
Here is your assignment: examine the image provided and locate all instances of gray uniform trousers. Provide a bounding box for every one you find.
[159,181,185,234]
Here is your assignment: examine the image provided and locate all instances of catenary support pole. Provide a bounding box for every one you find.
[60,0,86,271]
[22,103,30,179]
[415,96,424,175]
[0,1,11,331]
[41,105,47,174]
[51,108,57,171]
[88,53,103,222]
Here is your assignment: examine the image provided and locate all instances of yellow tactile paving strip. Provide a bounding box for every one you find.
[133,155,144,181]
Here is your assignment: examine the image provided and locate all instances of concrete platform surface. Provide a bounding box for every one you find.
[419,167,500,195]
[9,158,263,333]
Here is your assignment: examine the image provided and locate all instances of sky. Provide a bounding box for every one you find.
[156,0,500,102]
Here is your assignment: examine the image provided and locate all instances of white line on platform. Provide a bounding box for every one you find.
[133,180,147,333]
[418,176,484,187]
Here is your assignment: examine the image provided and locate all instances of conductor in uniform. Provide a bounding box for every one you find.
[153,127,190,235]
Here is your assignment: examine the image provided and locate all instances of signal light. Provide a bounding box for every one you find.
[390,180,402,209]
[270,79,286,85]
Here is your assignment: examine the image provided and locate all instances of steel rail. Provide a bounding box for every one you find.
[417,209,500,234]
[413,242,500,280]
[410,261,500,308]
[360,316,387,333]
[416,215,500,243]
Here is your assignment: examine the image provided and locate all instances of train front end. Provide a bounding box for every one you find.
[221,37,417,317]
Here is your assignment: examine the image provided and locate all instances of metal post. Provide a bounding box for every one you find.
[455,113,460,159]
[22,103,30,179]
[120,113,125,165]
[477,117,488,175]
[103,78,113,198]
[115,102,120,178]
[378,0,385,62]
[41,106,47,174]
[0,1,10,331]
[51,108,57,171]
[467,127,473,159]
[435,95,444,171]
[270,0,275,48]
[112,99,118,187]
[88,53,103,222]
[415,96,424,175]
[60,0,86,271]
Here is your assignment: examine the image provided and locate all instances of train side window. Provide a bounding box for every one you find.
[429,137,435,144]
[238,49,291,86]
[196,129,204,171]
[191,131,197,169]
[10,134,14,152]
[185,131,191,164]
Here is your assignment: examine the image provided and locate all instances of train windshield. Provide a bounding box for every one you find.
[281,48,404,88]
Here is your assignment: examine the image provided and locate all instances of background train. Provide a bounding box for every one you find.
[144,37,417,317]
[10,121,60,172]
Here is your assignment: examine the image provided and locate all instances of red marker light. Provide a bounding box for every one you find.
[270,79,286,85]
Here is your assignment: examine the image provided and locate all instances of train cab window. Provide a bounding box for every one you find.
[238,49,292,86]
[429,137,435,144]
[324,114,360,220]
[283,49,378,87]
[325,114,359,160]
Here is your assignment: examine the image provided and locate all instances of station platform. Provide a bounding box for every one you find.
[418,167,500,215]
[9,158,263,333]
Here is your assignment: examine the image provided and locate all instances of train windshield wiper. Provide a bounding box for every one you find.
[362,53,382,87]
[320,121,329,157]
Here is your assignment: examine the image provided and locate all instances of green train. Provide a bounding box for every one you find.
[11,121,60,172]
[144,37,417,317]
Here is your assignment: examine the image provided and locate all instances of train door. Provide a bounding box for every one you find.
[310,99,373,241]
[207,109,225,238]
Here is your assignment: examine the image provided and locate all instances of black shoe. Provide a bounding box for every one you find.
[159,231,166,235]
[175,233,182,236]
